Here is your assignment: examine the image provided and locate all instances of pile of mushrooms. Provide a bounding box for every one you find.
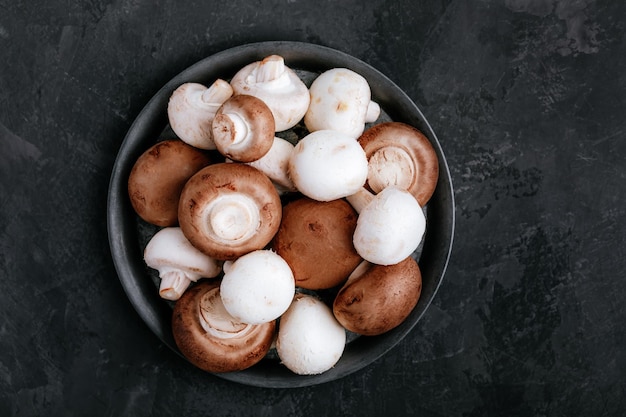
[127,54,439,376]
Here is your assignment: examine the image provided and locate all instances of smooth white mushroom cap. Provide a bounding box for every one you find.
[167,80,234,150]
[143,227,222,300]
[288,130,368,201]
[246,137,297,193]
[230,55,310,132]
[351,187,426,266]
[276,294,346,375]
[304,68,380,138]
[220,250,295,324]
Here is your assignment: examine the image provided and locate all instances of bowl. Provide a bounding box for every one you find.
[107,41,455,388]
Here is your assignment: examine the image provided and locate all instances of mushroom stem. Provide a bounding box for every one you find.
[201,79,234,104]
[201,194,261,244]
[217,112,250,146]
[255,55,286,83]
[365,101,381,123]
[197,287,252,339]
[345,188,374,214]
[159,269,195,301]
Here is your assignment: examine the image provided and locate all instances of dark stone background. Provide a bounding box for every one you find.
[1,1,624,416]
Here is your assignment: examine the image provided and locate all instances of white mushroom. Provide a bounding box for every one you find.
[304,68,380,138]
[276,293,346,375]
[143,227,222,300]
[219,250,295,325]
[230,55,310,132]
[167,80,234,150]
[246,137,297,193]
[288,130,368,202]
[346,186,426,266]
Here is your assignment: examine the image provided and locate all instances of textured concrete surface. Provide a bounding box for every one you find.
[1,0,625,416]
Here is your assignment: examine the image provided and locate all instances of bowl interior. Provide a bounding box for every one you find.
[107,41,455,388]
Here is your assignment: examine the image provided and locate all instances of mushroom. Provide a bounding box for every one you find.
[167,80,234,150]
[178,162,282,260]
[128,139,211,226]
[288,130,368,202]
[271,197,361,290]
[245,136,297,194]
[346,186,426,266]
[304,68,380,138]
[332,257,422,336]
[230,55,310,132]
[211,94,275,162]
[172,280,276,373]
[358,122,439,206]
[276,293,346,375]
[143,227,222,300]
[219,249,295,324]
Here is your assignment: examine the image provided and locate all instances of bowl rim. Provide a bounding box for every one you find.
[107,41,455,388]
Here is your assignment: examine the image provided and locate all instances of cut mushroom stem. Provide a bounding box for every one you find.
[143,227,222,300]
[345,187,374,214]
[255,55,286,83]
[201,79,234,104]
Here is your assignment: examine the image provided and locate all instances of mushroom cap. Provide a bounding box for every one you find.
[211,94,275,162]
[144,227,222,299]
[220,250,295,324]
[271,197,361,290]
[353,186,426,266]
[276,293,346,375]
[358,122,439,206]
[304,68,380,138]
[178,162,282,260]
[333,257,422,336]
[230,55,310,132]
[172,280,276,373]
[128,139,211,226]
[167,80,234,150]
[246,136,297,193]
[288,130,368,202]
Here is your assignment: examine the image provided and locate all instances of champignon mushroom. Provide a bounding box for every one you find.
[346,186,426,266]
[211,94,275,162]
[358,122,439,206]
[128,139,211,226]
[333,257,422,336]
[178,163,282,260]
[276,293,346,375]
[304,68,380,138]
[219,249,295,324]
[172,280,276,373]
[271,197,361,290]
[230,55,310,132]
[288,130,368,202]
[245,136,297,193]
[167,80,234,150]
[143,227,222,300]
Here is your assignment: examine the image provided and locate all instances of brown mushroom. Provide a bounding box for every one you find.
[128,139,211,226]
[358,122,439,206]
[332,257,422,336]
[172,280,276,373]
[271,197,361,290]
[178,162,282,260]
[211,95,275,162]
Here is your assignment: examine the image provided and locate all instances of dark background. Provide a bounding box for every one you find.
[2,1,625,416]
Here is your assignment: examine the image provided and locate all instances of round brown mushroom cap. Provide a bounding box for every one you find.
[211,94,275,162]
[172,280,276,373]
[332,257,422,336]
[271,197,361,290]
[127,139,212,226]
[178,162,282,260]
[358,122,439,206]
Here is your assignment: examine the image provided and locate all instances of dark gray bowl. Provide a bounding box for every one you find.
[107,41,455,388]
